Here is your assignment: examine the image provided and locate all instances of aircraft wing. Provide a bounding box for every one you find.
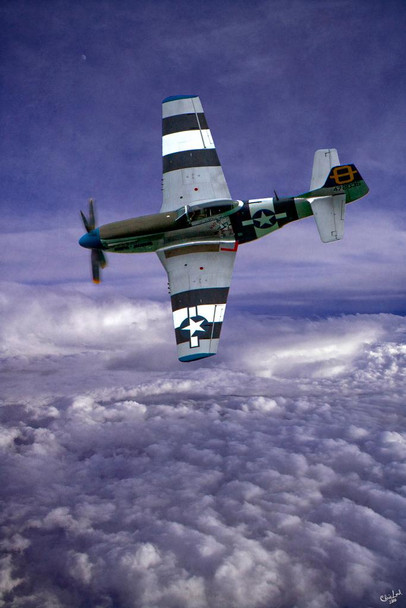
[161,95,231,212]
[159,95,236,361]
[157,241,237,361]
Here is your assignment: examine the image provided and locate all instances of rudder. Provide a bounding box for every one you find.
[310,149,340,190]
[303,150,369,204]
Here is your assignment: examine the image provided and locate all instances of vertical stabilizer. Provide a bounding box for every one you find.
[310,149,340,190]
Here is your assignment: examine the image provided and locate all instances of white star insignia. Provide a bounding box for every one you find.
[258,211,272,227]
[184,317,206,336]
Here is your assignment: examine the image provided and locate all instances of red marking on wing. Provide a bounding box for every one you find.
[220,242,238,252]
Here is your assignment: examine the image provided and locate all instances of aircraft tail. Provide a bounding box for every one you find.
[310,149,340,191]
[301,149,369,243]
[305,148,369,202]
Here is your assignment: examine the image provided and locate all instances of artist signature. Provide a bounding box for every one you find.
[380,590,403,604]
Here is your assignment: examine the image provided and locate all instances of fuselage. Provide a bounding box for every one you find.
[79,196,315,254]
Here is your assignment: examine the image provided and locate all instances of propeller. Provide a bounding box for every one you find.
[80,199,107,283]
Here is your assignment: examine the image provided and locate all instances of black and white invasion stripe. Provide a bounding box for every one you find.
[171,287,229,346]
[162,96,221,174]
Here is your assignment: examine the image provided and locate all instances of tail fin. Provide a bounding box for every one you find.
[301,149,369,243]
[304,149,369,204]
[310,149,340,190]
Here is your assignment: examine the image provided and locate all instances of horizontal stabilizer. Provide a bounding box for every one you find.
[310,194,345,243]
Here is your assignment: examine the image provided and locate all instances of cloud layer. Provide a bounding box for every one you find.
[1,285,405,607]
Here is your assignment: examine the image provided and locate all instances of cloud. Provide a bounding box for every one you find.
[1,285,405,607]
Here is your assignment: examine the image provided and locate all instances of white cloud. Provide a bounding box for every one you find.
[1,285,405,607]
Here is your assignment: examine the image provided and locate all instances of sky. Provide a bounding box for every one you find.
[1,1,406,607]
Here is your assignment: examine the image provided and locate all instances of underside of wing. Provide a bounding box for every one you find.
[161,95,231,212]
[157,241,237,361]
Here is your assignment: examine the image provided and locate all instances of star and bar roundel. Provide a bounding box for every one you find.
[171,288,228,349]
[252,208,277,229]
[179,313,211,348]
[251,207,293,230]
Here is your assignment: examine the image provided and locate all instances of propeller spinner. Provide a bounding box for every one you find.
[80,199,107,283]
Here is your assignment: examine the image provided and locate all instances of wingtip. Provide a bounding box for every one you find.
[162,95,198,104]
[179,353,216,363]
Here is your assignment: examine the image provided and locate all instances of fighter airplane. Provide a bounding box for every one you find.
[79,95,369,362]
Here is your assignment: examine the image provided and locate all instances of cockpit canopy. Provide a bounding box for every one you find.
[177,199,243,225]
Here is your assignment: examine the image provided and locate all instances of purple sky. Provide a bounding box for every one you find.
[2,0,406,312]
[1,1,406,607]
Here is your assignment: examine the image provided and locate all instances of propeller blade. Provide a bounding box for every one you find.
[80,210,91,233]
[91,249,101,284]
[81,198,106,283]
[88,198,95,231]
[97,249,107,269]
[80,199,96,233]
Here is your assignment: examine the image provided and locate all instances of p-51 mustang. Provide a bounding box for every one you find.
[79,95,369,362]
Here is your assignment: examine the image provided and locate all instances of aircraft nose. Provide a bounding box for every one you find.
[79,228,102,249]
